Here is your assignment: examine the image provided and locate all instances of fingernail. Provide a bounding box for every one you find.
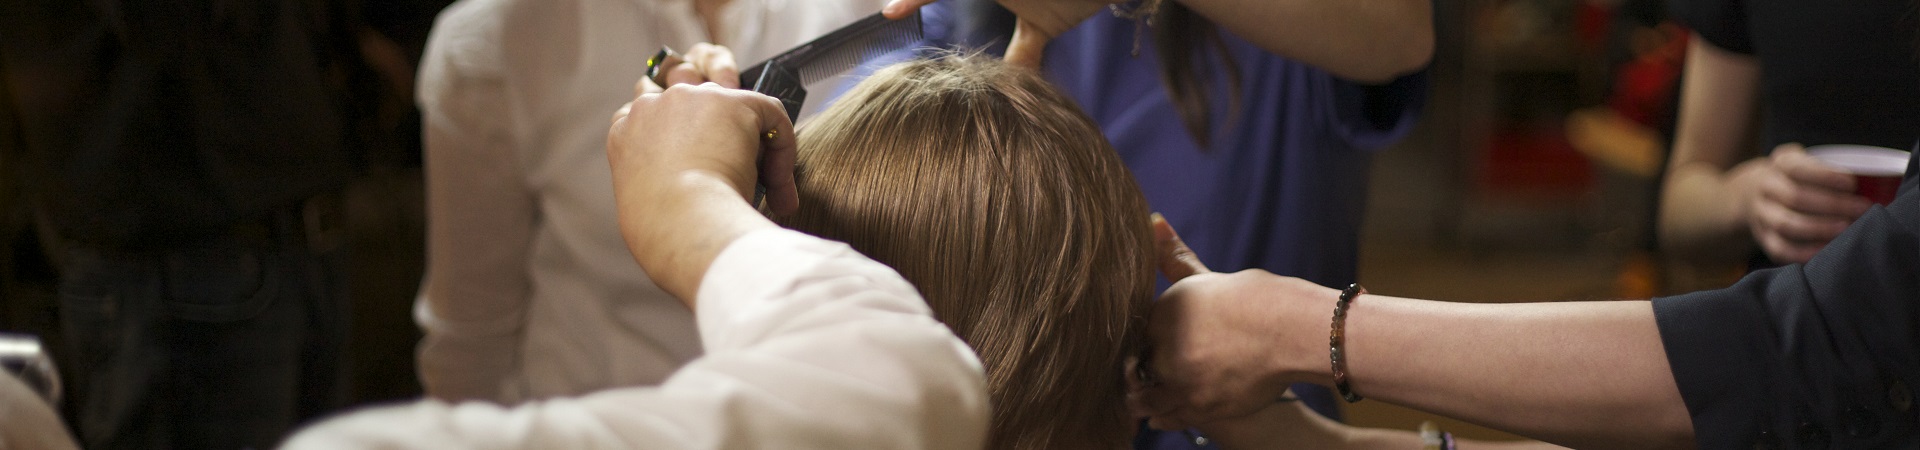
[1150,212,1165,224]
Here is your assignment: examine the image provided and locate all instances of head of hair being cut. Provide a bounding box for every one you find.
[772,52,1155,450]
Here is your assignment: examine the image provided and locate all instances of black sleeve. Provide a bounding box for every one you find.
[1653,153,1920,448]
[1668,0,1754,54]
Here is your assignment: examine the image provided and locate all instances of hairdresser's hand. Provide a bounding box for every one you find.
[1131,218,1330,430]
[1135,270,1328,430]
[653,43,744,89]
[607,77,799,304]
[1735,143,1873,263]
[883,0,1119,68]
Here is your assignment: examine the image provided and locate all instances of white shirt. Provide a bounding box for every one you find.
[414,0,885,402]
[286,229,989,449]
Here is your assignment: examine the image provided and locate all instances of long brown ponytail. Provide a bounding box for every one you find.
[1150,2,1241,147]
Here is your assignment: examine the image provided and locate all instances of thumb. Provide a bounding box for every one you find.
[1152,213,1210,281]
[1003,18,1051,69]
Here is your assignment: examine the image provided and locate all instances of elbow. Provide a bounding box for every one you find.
[1648,415,1698,450]
[1348,21,1435,84]
[1392,30,1436,76]
[1377,2,1437,80]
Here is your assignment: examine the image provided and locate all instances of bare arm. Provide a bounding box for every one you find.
[880,0,1432,80]
[1143,273,1693,449]
[1338,295,1690,449]
[1658,35,1763,260]
[1659,36,1871,264]
[1178,0,1433,83]
[1136,220,1692,449]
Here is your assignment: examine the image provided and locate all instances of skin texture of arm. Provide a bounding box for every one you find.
[1659,35,1871,264]
[1176,0,1432,83]
[1659,35,1764,260]
[882,0,1432,81]
[1136,219,1695,449]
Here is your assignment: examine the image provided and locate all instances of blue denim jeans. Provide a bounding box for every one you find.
[57,238,347,450]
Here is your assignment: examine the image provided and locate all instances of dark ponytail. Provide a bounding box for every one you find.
[1151,2,1241,148]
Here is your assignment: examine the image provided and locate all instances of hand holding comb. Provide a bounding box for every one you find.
[643,10,924,205]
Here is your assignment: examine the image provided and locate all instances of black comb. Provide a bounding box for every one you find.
[740,10,925,122]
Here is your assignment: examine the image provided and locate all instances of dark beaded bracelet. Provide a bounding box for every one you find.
[1330,283,1367,403]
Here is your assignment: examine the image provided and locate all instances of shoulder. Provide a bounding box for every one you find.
[423,0,517,77]
[418,0,522,110]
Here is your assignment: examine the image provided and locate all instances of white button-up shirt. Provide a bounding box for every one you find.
[414,0,884,403]
[287,229,989,449]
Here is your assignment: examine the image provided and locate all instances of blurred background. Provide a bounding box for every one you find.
[1,0,1753,444]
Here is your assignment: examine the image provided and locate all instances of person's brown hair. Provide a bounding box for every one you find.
[773,53,1154,450]
[1153,2,1241,148]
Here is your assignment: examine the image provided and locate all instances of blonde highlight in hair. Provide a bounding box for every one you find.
[774,52,1154,450]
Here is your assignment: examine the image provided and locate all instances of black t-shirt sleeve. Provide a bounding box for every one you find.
[1653,154,1920,448]
[1669,0,1754,54]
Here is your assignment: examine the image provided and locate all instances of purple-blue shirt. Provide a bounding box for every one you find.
[1040,13,1427,449]
[1043,16,1425,293]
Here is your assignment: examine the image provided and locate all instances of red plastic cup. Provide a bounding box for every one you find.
[1805,145,1910,206]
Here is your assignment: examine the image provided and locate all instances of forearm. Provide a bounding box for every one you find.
[1657,36,1761,260]
[1328,295,1693,449]
[1657,162,1758,259]
[1179,0,1432,83]
[616,171,776,304]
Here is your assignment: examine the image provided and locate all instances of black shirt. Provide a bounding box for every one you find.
[1671,0,1920,151]
[1654,152,1920,449]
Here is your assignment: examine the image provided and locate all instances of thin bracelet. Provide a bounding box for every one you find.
[1419,421,1458,450]
[1330,283,1367,403]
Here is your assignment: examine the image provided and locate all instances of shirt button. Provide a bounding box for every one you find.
[1798,422,1830,450]
[1842,406,1879,437]
[1890,380,1913,413]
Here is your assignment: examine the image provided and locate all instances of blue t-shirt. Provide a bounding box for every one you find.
[1043,16,1425,292]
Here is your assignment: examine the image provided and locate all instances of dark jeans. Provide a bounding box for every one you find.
[57,233,347,450]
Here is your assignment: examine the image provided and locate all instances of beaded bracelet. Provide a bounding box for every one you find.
[1330,283,1367,403]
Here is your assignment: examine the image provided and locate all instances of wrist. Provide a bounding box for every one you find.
[621,169,775,302]
[1265,278,1342,388]
[1723,160,1771,229]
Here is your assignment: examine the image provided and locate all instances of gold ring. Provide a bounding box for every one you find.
[763,129,778,141]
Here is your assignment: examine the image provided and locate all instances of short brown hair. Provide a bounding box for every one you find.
[774,53,1154,450]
